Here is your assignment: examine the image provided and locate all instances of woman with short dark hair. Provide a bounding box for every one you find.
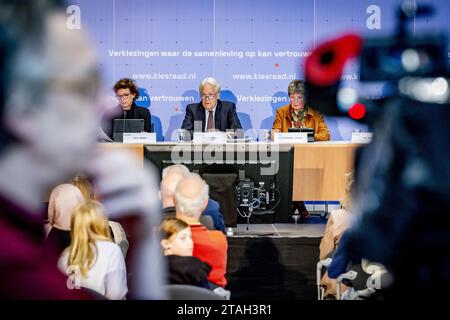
[102,78,152,140]
[113,78,139,98]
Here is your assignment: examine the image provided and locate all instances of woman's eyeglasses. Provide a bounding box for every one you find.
[116,93,132,100]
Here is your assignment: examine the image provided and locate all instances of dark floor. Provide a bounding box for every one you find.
[226,236,321,300]
[226,218,326,300]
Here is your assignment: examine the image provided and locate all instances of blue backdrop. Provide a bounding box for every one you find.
[70,0,450,141]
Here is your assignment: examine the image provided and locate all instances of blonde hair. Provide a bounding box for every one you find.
[341,171,355,211]
[72,175,94,200]
[160,217,189,240]
[68,200,112,277]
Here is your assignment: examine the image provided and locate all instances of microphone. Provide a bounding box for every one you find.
[122,110,127,142]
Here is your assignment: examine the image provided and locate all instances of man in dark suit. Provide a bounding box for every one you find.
[181,77,242,139]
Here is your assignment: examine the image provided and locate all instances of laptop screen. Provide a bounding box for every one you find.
[113,119,145,142]
[288,127,314,133]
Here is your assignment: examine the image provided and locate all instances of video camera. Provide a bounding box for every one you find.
[234,179,280,228]
[361,4,447,82]
[360,34,447,82]
[304,3,449,122]
[303,3,450,293]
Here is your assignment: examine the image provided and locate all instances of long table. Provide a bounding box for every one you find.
[98,142,145,167]
[292,142,359,201]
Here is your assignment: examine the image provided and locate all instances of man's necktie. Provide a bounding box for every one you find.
[207,111,214,131]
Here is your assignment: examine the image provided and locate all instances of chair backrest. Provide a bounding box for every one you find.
[201,173,238,227]
[164,284,225,300]
[199,215,215,230]
[108,221,129,259]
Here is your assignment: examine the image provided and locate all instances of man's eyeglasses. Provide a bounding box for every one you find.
[201,93,217,100]
[116,93,132,100]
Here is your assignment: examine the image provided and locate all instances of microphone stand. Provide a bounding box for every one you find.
[123,110,127,142]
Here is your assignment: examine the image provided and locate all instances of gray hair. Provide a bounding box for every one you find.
[161,164,190,179]
[174,173,209,218]
[160,171,186,199]
[287,79,305,96]
[199,77,221,94]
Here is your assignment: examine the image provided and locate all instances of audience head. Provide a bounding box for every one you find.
[113,78,139,111]
[46,184,84,234]
[199,77,220,111]
[161,164,190,179]
[68,200,112,277]
[174,173,209,221]
[341,171,355,211]
[160,171,187,208]
[0,1,101,207]
[160,164,190,208]
[160,217,193,256]
[287,79,306,112]
[72,174,95,201]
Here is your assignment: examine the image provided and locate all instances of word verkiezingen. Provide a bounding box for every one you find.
[109,49,161,58]
[237,95,288,103]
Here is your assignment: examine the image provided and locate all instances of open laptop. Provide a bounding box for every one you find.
[113,119,145,142]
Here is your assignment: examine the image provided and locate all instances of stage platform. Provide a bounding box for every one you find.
[230,218,326,238]
[226,219,326,300]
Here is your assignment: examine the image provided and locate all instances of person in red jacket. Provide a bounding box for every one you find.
[174,173,228,288]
